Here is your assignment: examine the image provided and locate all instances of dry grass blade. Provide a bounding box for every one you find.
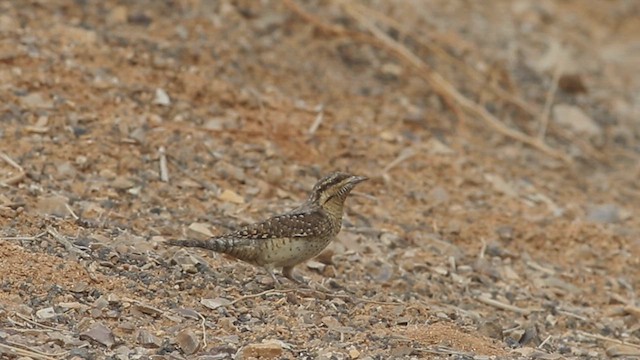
[47,227,90,259]
[0,151,26,186]
[578,331,640,350]
[538,55,564,139]
[0,342,67,360]
[159,146,170,182]
[0,232,47,241]
[476,294,538,315]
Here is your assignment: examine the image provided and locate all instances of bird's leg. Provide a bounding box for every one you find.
[264,265,281,286]
[282,266,307,286]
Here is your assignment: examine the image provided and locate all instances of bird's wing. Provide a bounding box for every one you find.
[230,209,332,240]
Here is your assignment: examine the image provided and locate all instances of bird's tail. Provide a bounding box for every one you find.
[166,238,235,254]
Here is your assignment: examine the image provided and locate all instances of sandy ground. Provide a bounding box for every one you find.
[1,1,640,359]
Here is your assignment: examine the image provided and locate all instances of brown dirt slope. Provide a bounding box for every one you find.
[1,1,639,359]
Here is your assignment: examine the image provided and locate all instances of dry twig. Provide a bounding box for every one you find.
[537,55,564,139]
[14,313,71,333]
[46,227,90,259]
[0,231,47,241]
[0,342,67,360]
[476,294,538,315]
[159,146,170,182]
[0,151,26,186]
[196,311,208,349]
[308,105,325,135]
[578,331,640,350]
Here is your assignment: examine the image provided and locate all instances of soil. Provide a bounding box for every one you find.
[1,1,640,359]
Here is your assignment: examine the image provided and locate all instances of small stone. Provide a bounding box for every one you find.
[118,322,136,333]
[111,177,135,190]
[236,340,284,360]
[187,222,214,239]
[586,204,621,223]
[20,92,54,109]
[107,6,128,25]
[306,260,326,272]
[129,127,146,143]
[93,296,109,310]
[153,88,171,106]
[477,319,503,340]
[606,344,640,357]
[175,329,200,355]
[36,195,71,217]
[81,322,115,348]
[349,349,360,359]
[172,249,203,273]
[553,104,601,137]
[53,24,97,45]
[132,303,163,317]
[495,226,514,241]
[265,166,283,183]
[379,62,403,78]
[71,282,89,293]
[426,138,454,155]
[36,307,56,320]
[215,161,246,181]
[114,345,132,359]
[201,297,231,310]
[137,329,162,348]
[16,304,33,316]
[0,14,19,31]
[427,186,449,205]
[56,162,76,179]
[219,189,245,204]
[321,316,342,328]
[204,117,225,131]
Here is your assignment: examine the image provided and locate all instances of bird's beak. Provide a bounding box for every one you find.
[349,175,368,184]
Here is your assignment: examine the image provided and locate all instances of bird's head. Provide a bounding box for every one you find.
[308,172,368,207]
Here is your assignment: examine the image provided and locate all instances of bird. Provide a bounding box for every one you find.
[167,171,368,285]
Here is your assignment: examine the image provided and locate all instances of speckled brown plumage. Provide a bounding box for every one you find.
[167,172,368,284]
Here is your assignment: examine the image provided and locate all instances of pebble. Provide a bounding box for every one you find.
[187,222,214,239]
[52,24,97,45]
[111,176,135,190]
[107,6,128,25]
[36,195,71,217]
[175,329,200,355]
[56,161,76,179]
[36,307,56,320]
[236,340,284,360]
[0,14,18,31]
[128,127,146,143]
[153,88,171,106]
[20,92,54,109]
[552,104,601,137]
[137,329,162,348]
[606,344,640,357]
[81,322,115,348]
[218,189,245,204]
[171,249,202,273]
[586,203,621,223]
[215,161,246,182]
[201,297,231,310]
[427,186,449,205]
[349,349,360,359]
[306,260,326,272]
